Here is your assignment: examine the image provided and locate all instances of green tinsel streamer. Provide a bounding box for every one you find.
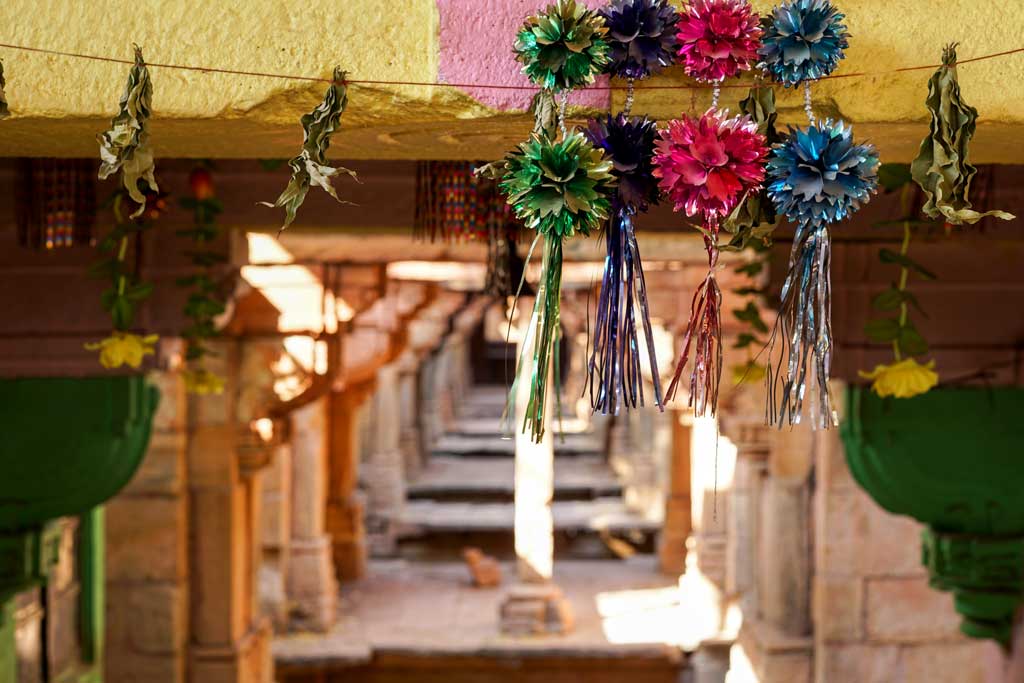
[518,235,564,442]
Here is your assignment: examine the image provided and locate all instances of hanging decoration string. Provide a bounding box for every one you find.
[581,0,680,418]
[0,40,1019,93]
[760,0,880,429]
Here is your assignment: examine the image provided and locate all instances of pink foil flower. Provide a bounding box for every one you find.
[676,0,762,83]
[653,109,767,222]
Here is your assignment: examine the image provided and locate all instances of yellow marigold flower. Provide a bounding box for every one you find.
[84,332,159,369]
[732,360,767,385]
[183,368,226,395]
[858,358,939,399]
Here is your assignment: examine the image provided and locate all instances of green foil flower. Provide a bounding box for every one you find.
[514,0,611,92]
[501,131,616,238]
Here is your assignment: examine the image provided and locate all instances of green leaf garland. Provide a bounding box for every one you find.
[262,67,357,232]
[910,44,1014,225]
[97,46,157,219]
[721,85,781,251]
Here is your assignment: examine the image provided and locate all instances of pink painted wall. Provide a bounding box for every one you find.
[436,0,611,112]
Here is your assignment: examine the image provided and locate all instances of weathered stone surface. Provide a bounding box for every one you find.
[106,496,186,582]
[818,643,903,683]
[899,642,1003,683]
[1,1,1023,162]
[105,650,185,683]
[865,577,962,643]
[107,583,187,656]
[813,577,863,642]
[122,431,188,496]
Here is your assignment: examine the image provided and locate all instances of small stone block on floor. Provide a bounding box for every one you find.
[499,583,575,636]
[463,547,503,588]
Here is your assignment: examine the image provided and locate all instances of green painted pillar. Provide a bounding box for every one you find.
[841,386,1024,646]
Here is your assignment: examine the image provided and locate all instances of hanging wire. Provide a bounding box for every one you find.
[623,77,636,116]
[803,81,816,125]
[558,90,569,138]
[0,41,1019,92]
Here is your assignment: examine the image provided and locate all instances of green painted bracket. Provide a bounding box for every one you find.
[841,386,1024,646]
[0,375,159,681]
[0,376,159,530]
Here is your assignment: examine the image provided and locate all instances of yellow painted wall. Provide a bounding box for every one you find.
[0,0,1020,161]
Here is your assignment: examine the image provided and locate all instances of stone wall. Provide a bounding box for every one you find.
[812,421,1007,683]
[106,370,189,683]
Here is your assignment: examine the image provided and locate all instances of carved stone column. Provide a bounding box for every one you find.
[326,378,376,582]
[186,340,272,683]
[361,362,406,556]
[659,412,693,575]
[285,398,337,632]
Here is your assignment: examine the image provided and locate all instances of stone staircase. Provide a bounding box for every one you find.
[396,385,660,560]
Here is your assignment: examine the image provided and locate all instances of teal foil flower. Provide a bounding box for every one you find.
[767,120,878,225]
[500,131,616,238]
[514,0,612,91]
[758,0,848,87]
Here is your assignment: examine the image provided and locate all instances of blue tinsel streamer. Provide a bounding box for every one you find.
[764,120,878,427]
[583,114,663,415]
[587,204,664,414]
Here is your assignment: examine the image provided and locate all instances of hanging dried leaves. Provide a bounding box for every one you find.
[0,58,9,119]
[474,91,559,182]
[722,85,781,251]
[261,67,356,232]
[911,44,1014,225]
[97,46,157,219]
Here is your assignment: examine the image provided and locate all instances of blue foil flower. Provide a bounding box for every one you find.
[599,0,680,80]
[767,120,879,225]
[759,0,849,86]
[583,114,660,212]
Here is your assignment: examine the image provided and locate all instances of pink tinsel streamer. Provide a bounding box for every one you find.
[653,108,767,415]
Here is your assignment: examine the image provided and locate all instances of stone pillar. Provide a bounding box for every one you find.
[105,369,189,683]
[500,301,573,636]
[361,363,406,556]
[326,379,376,582]
[811,393,1002,683]
[259,440,291,630]
[728,425,813,683]
[187,342,272,683]
[659,412,692,576]
[720,384,772,619]
[285,398,337,632]
[395,351,423,478]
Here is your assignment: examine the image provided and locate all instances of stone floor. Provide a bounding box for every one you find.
[407,456,621,500]
[273,557,686,668]
[398,499,662,535]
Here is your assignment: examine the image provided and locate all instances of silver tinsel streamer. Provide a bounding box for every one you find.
[765,222,837,428]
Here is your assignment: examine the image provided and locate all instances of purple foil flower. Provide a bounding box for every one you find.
[599,0,681,80]
[584,114,660,212]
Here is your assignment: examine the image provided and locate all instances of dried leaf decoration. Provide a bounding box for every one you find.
[722,84,781,251]
[0,58,9,119]
[911,44,1014,225]
[474,91,559,182]
[261,67,356,232]
[98,46,157,219]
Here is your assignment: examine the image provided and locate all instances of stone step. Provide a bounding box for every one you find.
[407,456,621,502]
[431,432,604,459]
[397,499,661,537]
